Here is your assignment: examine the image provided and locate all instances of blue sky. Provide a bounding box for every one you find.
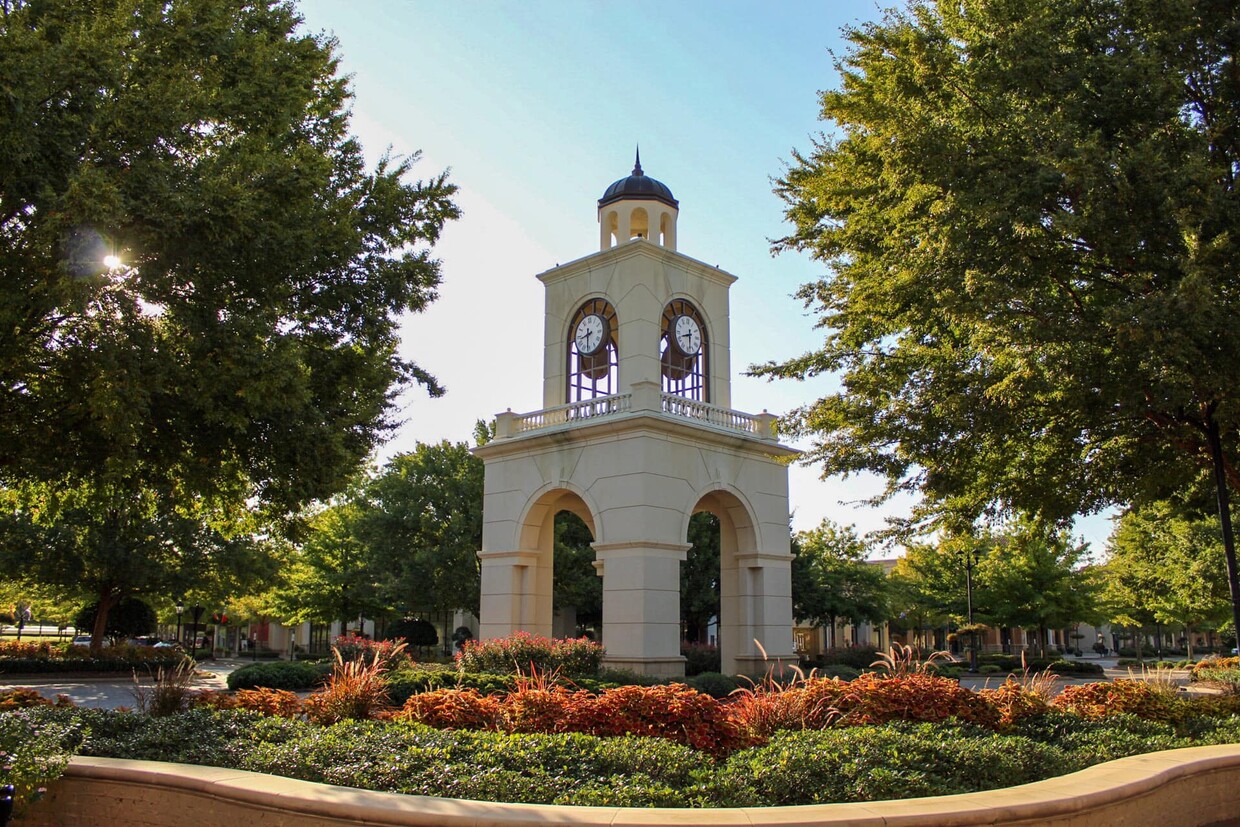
[295,0,1114,554]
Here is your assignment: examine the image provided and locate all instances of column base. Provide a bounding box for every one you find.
[602,655,687,678]
[732,652,800,679]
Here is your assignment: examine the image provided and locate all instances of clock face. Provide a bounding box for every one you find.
[574,313,606,355]
[673,315,702,356]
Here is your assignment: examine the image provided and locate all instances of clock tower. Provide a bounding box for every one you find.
[474,155,797,676]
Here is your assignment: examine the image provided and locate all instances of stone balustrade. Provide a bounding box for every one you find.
[494,388,778,442]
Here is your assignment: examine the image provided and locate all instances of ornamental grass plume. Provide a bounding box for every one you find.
[870,644,953,677]
[304,640,404,724]
[728,674,850,742]
[129,658,197,717]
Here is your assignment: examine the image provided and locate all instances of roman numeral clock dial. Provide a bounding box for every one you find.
[574,313,606,355]
[673,314,701,356]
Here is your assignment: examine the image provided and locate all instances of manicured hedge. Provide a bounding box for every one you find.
[226,660,331,691]
[0,655,186,674]
[18,706,1240,808]
[708,723,1065,806]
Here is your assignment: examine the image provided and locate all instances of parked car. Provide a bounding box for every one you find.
[70,635,110,647]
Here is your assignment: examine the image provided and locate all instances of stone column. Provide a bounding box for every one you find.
[730,552,796,676]
[477,550,552,639]
[593,541,690,676]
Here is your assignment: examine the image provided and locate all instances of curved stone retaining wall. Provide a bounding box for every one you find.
[20,746,1240,827]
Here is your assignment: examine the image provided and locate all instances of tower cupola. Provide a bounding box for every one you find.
[598,149,679,251]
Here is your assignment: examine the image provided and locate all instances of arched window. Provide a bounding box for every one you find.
[660,299,707,401]
[567,298,619,402]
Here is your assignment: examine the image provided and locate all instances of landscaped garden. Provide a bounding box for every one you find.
[2,635,1239,816]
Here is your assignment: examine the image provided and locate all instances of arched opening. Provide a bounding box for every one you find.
[567,298,618,403]
[629,206,649,240]
[553,510,601,639]
[602,209,619,249]
[661,299,708,401]
[688,489,761,676]
[681,512,720,674]
[476,487,597,640]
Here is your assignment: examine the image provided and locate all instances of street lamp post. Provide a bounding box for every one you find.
[961,548,978,673]
[175,602,184,648]
[190,604,204,658]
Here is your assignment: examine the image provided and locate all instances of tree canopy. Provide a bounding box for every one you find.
[755,0,1240,633]
[0,0,458,509]
[0,0,457,645]
[792,518,888,646]
[1105,502,1233,655]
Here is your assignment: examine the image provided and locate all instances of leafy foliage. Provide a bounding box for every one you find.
[753,0,1240,542]
[0,0,458,642]
[0,709,85,815]
[681,512,721,643]
[226,660,330,692]
[74,598,156,641]
[709,724,1064,806]
[456,632,604,678]
[792,519,888,640]
[1051,679,1185,724]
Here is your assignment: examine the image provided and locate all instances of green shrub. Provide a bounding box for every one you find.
[978,664,1002,675]
[455,632,603,678]
[226,660,330,691]
[977,654,1023,671]
[709,723,1064,806]
[0,709,85,816]
[686,672,739,698]
[236,719,712,805]
[819,647,880,670]
[1009,711,1181,770]
[681,643,720,676]
[1027,658,1105,676]
[0,647,187,674]
[817,664,861,681]
[593,668,663,687]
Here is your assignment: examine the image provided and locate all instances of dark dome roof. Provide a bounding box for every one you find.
[599,151,678,209]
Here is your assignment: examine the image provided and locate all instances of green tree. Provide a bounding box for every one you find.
[356,442,484,617]
[754,0,1240,638]
[887,540,967,649]
[978,518,1102,657]
[0,0,458,644]
[681,513,721,644]
[73,597,156,642]
[1105,503,1233,658]
[270,496,386,631]
[0,480,276,648]
[553,511,602,633]
[791,519,888,648]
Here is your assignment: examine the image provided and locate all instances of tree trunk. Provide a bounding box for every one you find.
[90,589,119,654]
[1206,414,1240,660]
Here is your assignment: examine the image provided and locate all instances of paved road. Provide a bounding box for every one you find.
[0,659,243,709]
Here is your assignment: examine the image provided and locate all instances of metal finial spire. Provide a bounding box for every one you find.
[633,145,643,176]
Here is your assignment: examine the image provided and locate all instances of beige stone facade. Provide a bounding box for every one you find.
[474,165,798,676]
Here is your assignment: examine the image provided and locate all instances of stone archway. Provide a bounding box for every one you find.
[477,484,597,641]
[687,487,788,676]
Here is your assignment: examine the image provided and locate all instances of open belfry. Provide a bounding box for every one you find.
[474,154,797,676]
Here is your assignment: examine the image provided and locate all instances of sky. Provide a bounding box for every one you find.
[294,0,1115,555]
